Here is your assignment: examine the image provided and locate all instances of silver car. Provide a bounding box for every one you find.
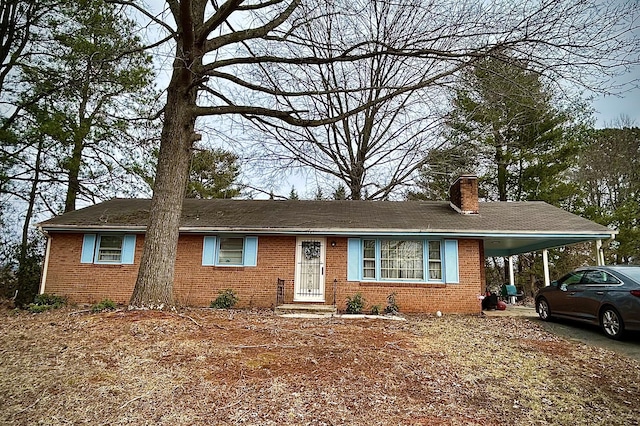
[535,266,640,339]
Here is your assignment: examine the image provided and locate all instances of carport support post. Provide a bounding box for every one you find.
[595,239,604,266]
[543,249,550,287]
[508,255,516,304]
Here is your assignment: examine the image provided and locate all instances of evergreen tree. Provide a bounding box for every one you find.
[20,0,156,212]
[333,185,347,200]
[288,187,299,200]
[576,125,640,263]
[446,53,581,204]
[186,149,241,199]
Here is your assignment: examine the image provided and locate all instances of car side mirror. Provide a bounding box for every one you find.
[560,283,568,292]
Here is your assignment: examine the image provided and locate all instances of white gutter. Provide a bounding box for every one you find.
[38,225,619,238]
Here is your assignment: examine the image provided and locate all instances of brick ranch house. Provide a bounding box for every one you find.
[37,176,615,314]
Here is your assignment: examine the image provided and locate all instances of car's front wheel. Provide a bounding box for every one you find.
[537,298,551,321]
[600,307,625,340]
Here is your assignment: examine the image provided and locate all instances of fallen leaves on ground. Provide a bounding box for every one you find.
[0,307,638,426]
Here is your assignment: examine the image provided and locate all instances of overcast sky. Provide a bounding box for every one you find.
[592,85,640,127]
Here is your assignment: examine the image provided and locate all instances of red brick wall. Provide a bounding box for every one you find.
[173,235,296,308]
[44,233,142,304]
[333,239,483,314]
[43,234,484,313]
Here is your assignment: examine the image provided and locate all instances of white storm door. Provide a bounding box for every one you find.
[294,238,326,302]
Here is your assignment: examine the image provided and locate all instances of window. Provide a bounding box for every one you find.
[581,270,620,285]
[428,241,442,280]
[81,234,136,264]
[349,238,454,283]
[202,236,258,267]
[363,240,376,278]
[558,271,584,286]
[97,235,124,262]
[218,237,244,265]
[381,240,423,280]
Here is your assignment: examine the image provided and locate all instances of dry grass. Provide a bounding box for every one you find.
[1,307,639,425]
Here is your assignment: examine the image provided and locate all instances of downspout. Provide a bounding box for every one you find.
[595,232,617,266]
[37,227,51,295]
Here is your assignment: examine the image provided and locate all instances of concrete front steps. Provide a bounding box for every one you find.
[274,304,337,316]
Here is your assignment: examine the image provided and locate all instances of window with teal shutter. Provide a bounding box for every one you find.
[82,233,136,264]
[202,236,258,267]
[121,235,136,264]
[202,236,217,266]
[243,237,258,266]
[444,240,459,283]
[346,238,460,284]
[347,238,361,281]
[81,234,97,263]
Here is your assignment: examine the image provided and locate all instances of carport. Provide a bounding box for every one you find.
[467,202,617,288]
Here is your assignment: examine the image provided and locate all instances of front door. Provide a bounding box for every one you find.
[294,238,326,302]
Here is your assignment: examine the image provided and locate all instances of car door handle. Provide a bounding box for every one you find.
[568,292,576,295]
[596,291,604,295]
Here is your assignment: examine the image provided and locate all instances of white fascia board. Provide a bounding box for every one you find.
[41,225,617,240]
[39,225,146,233]
[179,227,617,239]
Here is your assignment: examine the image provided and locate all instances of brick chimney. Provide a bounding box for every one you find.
[449,175,479,214]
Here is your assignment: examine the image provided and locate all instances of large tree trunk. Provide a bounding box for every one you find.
[64,137,83,213]
[495,145,508,202]
[129,53,199,309]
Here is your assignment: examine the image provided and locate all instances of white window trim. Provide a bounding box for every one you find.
[202,235,258,267]
[95,234,124,264]
[216,237,245,267]
[82,233,135,265]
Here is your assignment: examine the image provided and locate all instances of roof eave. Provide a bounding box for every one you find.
[40,224,617,239]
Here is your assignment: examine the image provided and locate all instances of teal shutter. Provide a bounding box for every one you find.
[243,237,258,266]
[81,234,96,263]
[347,238,361,281]
[121,235,136,264]
[444,239,459,283]
[202,236,217,266]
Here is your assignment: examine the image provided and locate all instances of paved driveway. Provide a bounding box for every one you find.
[485,306,640,362]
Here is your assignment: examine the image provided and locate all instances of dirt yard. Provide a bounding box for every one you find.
[1,307,638,426]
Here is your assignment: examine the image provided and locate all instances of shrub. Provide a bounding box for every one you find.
[91,299,117,313]
[370,305,381,315]
[211,289,239,309]
[27,293,66,313]
[345,292,365,314]
[384,292,400,315]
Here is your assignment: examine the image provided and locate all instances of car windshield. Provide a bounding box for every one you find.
[615,267,640,283]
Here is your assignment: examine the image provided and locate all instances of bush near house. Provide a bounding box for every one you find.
[27,293,66,313]
[345,293,365,314]
[210,289,239,309]
[91,299,117,313]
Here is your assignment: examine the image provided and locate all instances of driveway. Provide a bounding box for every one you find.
[485,305,640,362]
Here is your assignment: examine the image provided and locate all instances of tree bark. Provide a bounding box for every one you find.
[64,56,92,213]
[495,145,507,202]
[21,139,42,256]
[129,10,201,308]
[64,136,83,213]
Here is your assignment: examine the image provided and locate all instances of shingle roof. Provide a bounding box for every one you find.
[39,198,613,236]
